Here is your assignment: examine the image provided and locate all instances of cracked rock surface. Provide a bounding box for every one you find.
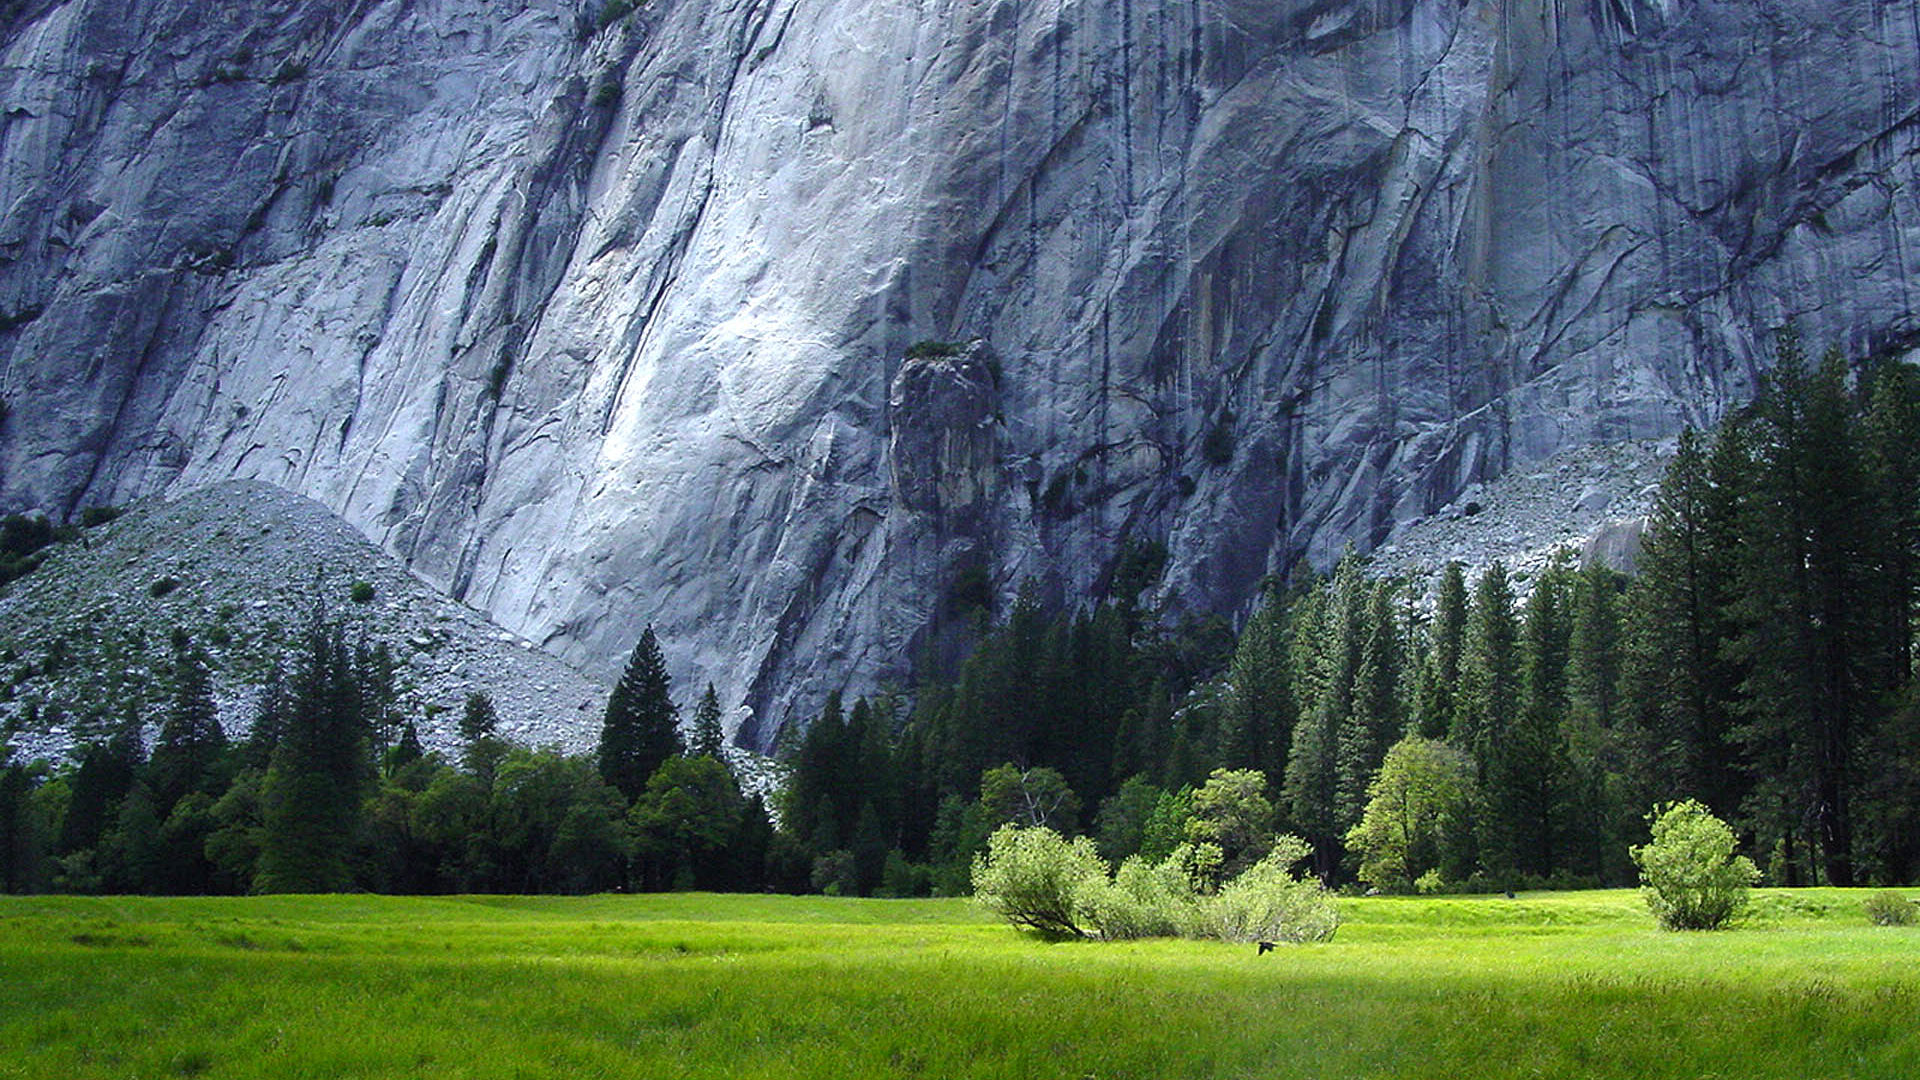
[0,0,1916,746]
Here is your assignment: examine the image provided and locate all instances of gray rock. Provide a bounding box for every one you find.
[1,0,1917,747]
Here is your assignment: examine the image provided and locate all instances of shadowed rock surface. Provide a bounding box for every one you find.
[0,0,1915,746]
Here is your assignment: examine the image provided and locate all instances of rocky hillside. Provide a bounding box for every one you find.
[0,0,1915,745]
[0,482,610,762]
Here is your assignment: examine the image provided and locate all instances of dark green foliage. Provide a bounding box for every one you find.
[349,580,375,604]
[76,506,122,528]
[1624,426,1747,817]
[149,577,179,599]
[0,514,62,587]
[904,339,966,360]
[58,721,143,857]
[1336,581,1404,832]
[0,754,46,893]
[459,691,498,743]
[690,682,727,759]
[597,627,681,804]
[978,764,1081,831]
[631,755,744,891]
[148,641,229,815]
[1221,584,1294,778]
[1411,562,1468,738]
[945,563,993,616]
[491,749,629,893]
[257,619,373,893]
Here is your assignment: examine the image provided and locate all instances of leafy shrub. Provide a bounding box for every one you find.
[149,577,180,599]
[905,340,966,361]
[1203,836,1339,944]
[77,506,122,528]
[1864,891,1916,927]
[1087,851,1198,940]
[974,825,1338,945]
[1629,799,1758,931]
[349,580,376,605]
[577,0,640,38]
[971,825,1107,938]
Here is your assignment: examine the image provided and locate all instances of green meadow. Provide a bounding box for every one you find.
[1,889,1915,1079]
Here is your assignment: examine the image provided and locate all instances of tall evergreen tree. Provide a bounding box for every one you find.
[1727,343,1883,885]
[1286,555,1365,879]
[1568,564,1624,732]
[690,682,727,759]
[1336,580,1404,831]
[0,755,42,894]
[257,618,372,893]
[1456,562,1519,760]
[1624,425,1747,817]
[57,720,144,858]
[1222,583,1294,779]
[597,627,682,804]
[1413,562,1469,739]
[148,640,228,815]
[1495,560,1574,876]
[1458,562,1520,877]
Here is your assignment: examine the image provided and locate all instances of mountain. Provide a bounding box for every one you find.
[0,0,1915,747]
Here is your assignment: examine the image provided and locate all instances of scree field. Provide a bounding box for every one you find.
[0,889,1914,1078]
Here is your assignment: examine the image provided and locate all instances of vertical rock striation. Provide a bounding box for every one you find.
[0,0,1916,744]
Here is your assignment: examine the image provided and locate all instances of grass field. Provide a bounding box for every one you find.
[1,888,1915,1078]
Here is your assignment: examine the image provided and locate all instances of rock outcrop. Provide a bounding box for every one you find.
[1,0,1916,746]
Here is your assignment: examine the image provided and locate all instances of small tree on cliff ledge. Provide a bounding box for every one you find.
[598,627,682,804]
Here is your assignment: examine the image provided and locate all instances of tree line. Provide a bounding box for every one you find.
[3,333,1917,896]
[0,622,797,895]
[772,334,1920,894]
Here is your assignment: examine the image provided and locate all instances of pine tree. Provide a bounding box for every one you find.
[1624,425,1747,817]
[148,640,228,815]
[257,617,372,893]
[690,683,727,759]
[783,692,848,851]
[1727,342,1882,885]
[1459,562,1521,878]
[459,691,499,743]
[1337,580,1404,831]
[1568,564,1624,731]
[1286,555,1365,880]
[1496,559,1574,876]
[58,720,144,858]
[1457,562,1519,759]
[597,627,682,804]
[1222,583,1294,778]
[1413,562,1468,739]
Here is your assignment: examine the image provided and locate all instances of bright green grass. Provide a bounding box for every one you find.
[1,888,1915,1078]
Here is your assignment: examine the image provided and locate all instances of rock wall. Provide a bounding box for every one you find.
[0,0,1916,746]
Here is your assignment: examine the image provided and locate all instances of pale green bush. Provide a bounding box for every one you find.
[974,826,1337,945]
[1087,850,1199,940]
[1203,836,1339,944]
[970,824,1107,938]
[1863,890,1916,927]
[1629,800,1758,931]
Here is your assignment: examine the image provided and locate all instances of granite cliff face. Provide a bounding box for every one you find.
[0,0,1915,745]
